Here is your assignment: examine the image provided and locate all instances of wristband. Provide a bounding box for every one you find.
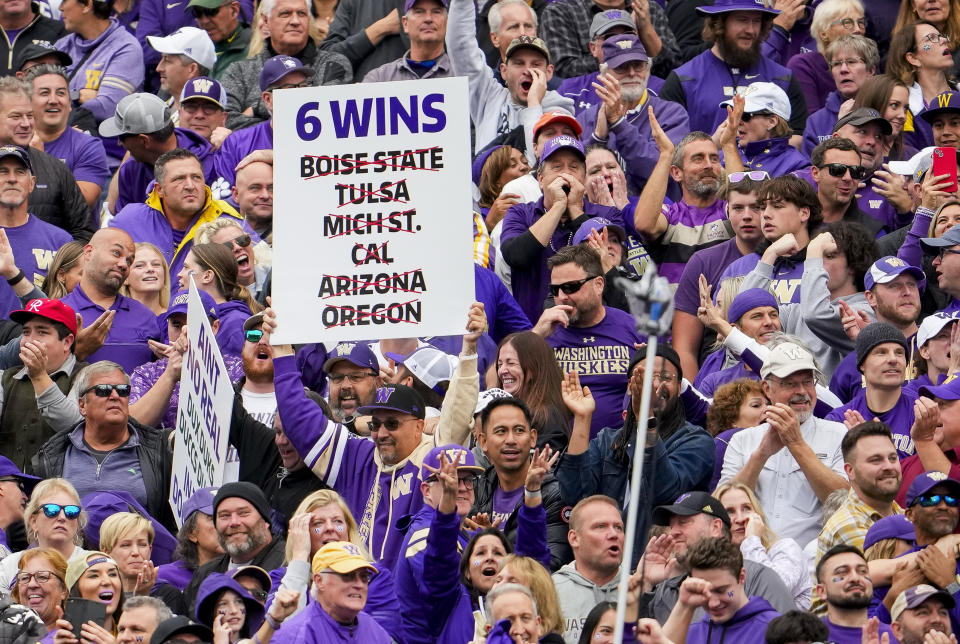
[947,575,960,595]
[265,614,281,630]
[6,269,23,285]
[524,488,542,500]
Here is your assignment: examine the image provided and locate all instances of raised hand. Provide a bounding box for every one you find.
[525,445,559,493]
[838,299,871,341]
[911,397,941,444]
[678,576,712,608]
[75,310,115,361]
[561,371,595,418]
[648,107,674,156]
[287,513,312,562]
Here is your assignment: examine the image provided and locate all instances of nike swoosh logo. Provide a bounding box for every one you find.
[166,2,180,7]
[744,74,759,79]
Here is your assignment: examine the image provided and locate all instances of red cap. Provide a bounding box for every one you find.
[533,111,583,140]
[10,299,77,335]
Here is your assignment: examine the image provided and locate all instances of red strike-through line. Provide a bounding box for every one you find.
[322,299,422,329]
[335,179,408,206]
[303,147,441,178]
[321,269,425,298]
[324,209,417,239]
[353,242,392,266]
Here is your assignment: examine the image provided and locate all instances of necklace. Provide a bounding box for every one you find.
[549,229,574,252]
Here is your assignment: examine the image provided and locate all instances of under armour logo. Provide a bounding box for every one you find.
[25,299,42,312]
[582,336,595,343]
[376,388,394,404]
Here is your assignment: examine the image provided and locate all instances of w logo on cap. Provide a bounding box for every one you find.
[939,93,955,108]
[604,9,624,17]
[25,299,42,312]
[376,388,394,404]
[338,342,356,355]
[615,40,632,49]
[342,543,362,556]
[192,78,213,93]
[283,58,297,68]
[928,471,948,481]
[442,447,467,462]
[781,346,805,360]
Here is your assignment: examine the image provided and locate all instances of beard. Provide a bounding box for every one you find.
[218,522,270,559]
[826,590,872,610]
[242,356,274,384]
[716,32,762,68]
[620,81,647,104]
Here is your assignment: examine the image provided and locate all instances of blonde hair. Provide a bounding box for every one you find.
[248,0,323,58]
[120,243,171,309]
[99,512,154,553]
[24,478,85,546]
[864,538,899,561]
[497,555,564,635]
[12,548,68,604]
[284,490,363,563]
[42,241,85,300]
[713,481,779,549]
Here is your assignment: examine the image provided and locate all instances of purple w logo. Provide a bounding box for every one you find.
[376,388,394,404]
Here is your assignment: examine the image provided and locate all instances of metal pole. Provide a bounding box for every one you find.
[612,334,657,644]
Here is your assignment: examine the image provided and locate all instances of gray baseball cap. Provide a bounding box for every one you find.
[98,93,173,138]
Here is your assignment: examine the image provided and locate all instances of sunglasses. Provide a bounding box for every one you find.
[741,111,774,122]
[728,170,770,184]
[917,494,959,507]
[369,417,410,432]
[39,503,81,519]
[181,101,223,116]
[221,234,251,251]
[548,275,598,297]
[82,383,131,398]
[192,3,225,18]
[818,163,865,180]
[245,329,264,343]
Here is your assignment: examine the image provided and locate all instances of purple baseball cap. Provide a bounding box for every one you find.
[602,34,648,70]
[539,134,585,164]
[891,584,956,622]
[161,289,219,327]
[905,471,960,507]
[920,90,960,123]
[919,375,960,401]
[0,455,40,491]
[420,444,484,480]
[862,514,915,551]
[258,55,307,92]
[180,76,227,109]
[864,256,925,291]
[404,0,447,11]
[181,486,219,520]
[323,342,379,373]
[697,0,780,15]
[572,217,626,246]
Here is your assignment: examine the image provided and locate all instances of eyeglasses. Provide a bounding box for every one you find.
[39,503,81,519]
[728,170,770,184]
[920,32,951,46]
[426,474,479,488]
[329,371,376,385]
[321,569,373,584]
[937,248,960,260]
[741,111,774,122]
[16,571,61,585]
[829,57,866,69]
[916,494,960,507]
[768,376,816,390]
[181,101,223,116]
[81,383,131,398]
[548,275,598,297]
[368,417,411,432]
[192,3,225,18]
[818,163,865,180]
[273,80,313,90]
[652,372,678,383]
[245,329,264,343]
[220,234,251,251]
[829,17,866,30]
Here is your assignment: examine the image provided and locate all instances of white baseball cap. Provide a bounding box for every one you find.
[917,312,959,348]
[888,146,936,182]
[720,82,791,121]
[147,27,216,71]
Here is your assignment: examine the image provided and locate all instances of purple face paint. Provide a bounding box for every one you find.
[726,591,734,598]
[832,577,843,582]
[923,44,933,51]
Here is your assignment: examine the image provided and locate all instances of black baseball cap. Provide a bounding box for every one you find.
[357,384,426,419]
[150,617,213,644]
[652,491,731,526]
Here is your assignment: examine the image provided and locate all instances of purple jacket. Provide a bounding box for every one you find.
[579,92,690,194]
[557,72,666,115]
[116,128,215,212]
[474,264,531,344]
[739,137,810,176]
[699,362,754,398]
[660,49,807,135]
[110,184,244,286]
[826,388,918,458]
[212,119,273,200]
[686,596,780,644]
[787,51,834,115]
[135,0,253,69]
[56,19,143,123]
[60,285,159,373]
[500,198,634,323]
[215,300,253,357]
[273,354,428,566]
[155,559,191,590]
[272,593,391,643]
[802,91,843,157]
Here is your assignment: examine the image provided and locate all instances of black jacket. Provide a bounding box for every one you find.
[26,148,94,241]
[0,4,65,76]
[470,467,572,571]
[229,388,328,533]
[30,418,175,531]
[183,534,286,615]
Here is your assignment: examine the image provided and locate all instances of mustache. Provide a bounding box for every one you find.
[788,394,812,405]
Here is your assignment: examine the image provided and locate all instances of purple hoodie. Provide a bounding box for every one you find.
[214,299,253,357]
[802,91,843,157]
[272,595,391,643]
[787,51,834,115]
[115,128,216,212]
[56,19,143,123]
[686,596,780,644]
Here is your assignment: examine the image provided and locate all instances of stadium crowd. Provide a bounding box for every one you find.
[11,0,960,642]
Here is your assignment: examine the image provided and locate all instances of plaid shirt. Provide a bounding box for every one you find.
[817,488,903,563]
[539,0,680,79]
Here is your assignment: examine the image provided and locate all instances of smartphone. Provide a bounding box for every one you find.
[63,598,106,638]
[933,147,958,192]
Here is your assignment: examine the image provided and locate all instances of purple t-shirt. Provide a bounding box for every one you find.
[823,617,895,644]
[546,307,642,436]
[43,126,110,188]
[826,388,918,458]
[0,215,72,318]
[830,333,920,403]
[675,238,746,316]
[491,486,524,527]
[212,119,273,200]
